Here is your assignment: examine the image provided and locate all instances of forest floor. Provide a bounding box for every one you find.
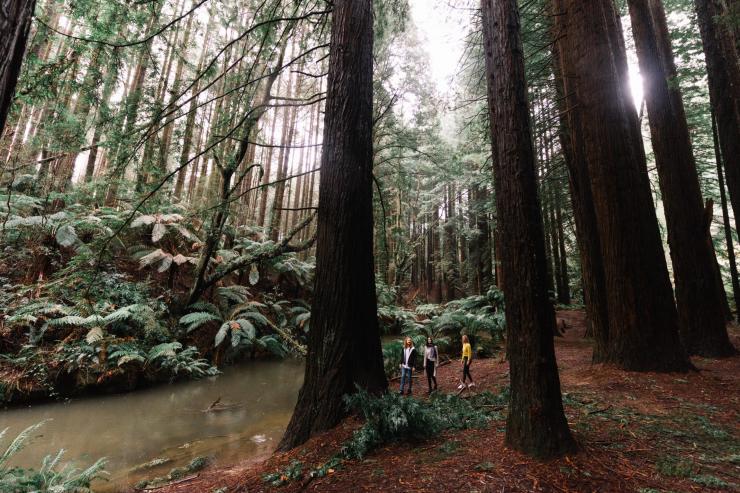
[141,310,740,493]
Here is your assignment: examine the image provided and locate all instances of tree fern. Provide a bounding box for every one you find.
[179,312,222,333]
[147,342,182,361]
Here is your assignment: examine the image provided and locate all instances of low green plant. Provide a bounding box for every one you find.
[691,474,730,489]
[262,460,304,487]
[262,388,508,487]
[0,421,107,492]
[655,455,696,478]
[341,387,505,460]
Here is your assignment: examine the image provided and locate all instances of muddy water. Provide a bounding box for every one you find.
[0,359,304,491]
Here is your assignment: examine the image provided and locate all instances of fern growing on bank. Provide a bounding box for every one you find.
[0,421,107,492]
[178,287,307,359]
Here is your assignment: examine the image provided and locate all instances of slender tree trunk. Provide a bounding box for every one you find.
[694,0,740,234]
[157,8,195,187]
[627,0,734,356]
[258,112,279,228]
[0,0,36,136]
[280,0,386,450]
[269,95,298,241]
[105,6,161,205]
[554,189,570,305]
[469,185,492,294]
[481,0,575,458]
[554,0,689,371]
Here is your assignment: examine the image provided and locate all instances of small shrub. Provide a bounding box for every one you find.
[655,455,696,478]
[262,460,304,487]
[691,474,730,489]
[341,387,504,460]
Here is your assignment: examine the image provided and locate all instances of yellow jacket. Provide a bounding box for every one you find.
[462,342,472,362]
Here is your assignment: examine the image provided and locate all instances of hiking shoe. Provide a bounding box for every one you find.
[457,383,465,390]
[469,382,476,388]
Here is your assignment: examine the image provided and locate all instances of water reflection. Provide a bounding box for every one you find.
[1,359,304,491]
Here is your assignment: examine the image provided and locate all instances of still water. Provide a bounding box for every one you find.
[1,359,304,491]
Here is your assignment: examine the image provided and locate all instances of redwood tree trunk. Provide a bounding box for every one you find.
[481,0,575,458]
[694,0,740,234]
[627,0,734,357]
[554,0,689,371]
[551,16,610,360]
[279,0,386,451]
[0,0,35,135]
[714,111,740,320]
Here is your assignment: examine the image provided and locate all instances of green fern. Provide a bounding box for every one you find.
[179,312,222,333]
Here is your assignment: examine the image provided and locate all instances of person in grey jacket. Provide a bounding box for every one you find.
[423,337,439,394]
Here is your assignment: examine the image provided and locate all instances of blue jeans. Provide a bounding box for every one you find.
[399,367,413,393]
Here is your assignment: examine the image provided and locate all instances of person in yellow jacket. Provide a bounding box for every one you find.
[457,334,476,390]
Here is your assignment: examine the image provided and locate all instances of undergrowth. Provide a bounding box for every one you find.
[0,421,107,492]
[263,386,509,487]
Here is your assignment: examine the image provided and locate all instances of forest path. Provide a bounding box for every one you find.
[149,310,739,493]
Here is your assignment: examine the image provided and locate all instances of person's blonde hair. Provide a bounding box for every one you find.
[462,334,469,344]
[404,337,413,348]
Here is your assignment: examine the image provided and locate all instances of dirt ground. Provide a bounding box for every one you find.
[144,310,740,493]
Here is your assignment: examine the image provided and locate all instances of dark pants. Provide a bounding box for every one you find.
[462,358,473,383]
[425,362,437,391]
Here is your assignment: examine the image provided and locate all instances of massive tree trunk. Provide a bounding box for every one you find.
[0,0,35,136]
[627,0,734,357]
[714,112,740,320]
[554,0,689,371]
[481,0,575,458]
[694,0,740,234]
[551,24,610,359]
[279,0,386,451]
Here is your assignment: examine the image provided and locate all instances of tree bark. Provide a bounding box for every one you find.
[279,0,387,450]
[0,0,36,136]
[694,0,740,234]
[553,0,689,371]
[627,0,734,357]
[481,0,575,458]
[550,21,610,359]
[470,185,493,294]
[714,111,740,320]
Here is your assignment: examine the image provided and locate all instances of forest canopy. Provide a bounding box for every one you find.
[0,0,738,491]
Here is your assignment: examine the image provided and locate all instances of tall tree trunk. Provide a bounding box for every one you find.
[279,0,386,450]
[694,0,740,234]
[714,111,740,320]
[469,185,493,294]
[554,189,571,305]
[627,0,734,357]
[258,112,279,228]
[105,6,161,205]
[157,8,195,186]
[481,0,575,458]
[269,94,298,241]
[551,24,609,358]
[554,0,689,371]
[0,0,36,136]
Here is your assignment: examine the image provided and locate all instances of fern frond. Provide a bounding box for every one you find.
[179,312,222,333]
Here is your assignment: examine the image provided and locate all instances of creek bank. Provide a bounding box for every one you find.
[152,311,740,493]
